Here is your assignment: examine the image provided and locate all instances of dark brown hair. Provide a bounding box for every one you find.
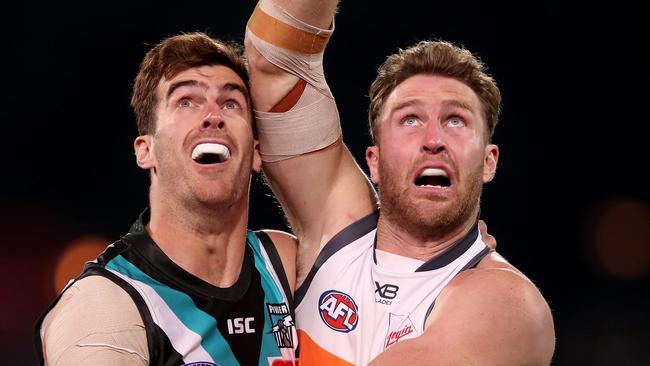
[368,40,501,143]
[131,32,250,135]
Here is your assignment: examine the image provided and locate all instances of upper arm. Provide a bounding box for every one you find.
[42,276,148,366]
[246,0,377,262]
[369,269,556,366]
[262,140,377,261]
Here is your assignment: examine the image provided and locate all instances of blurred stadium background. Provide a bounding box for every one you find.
[2,1,648,364]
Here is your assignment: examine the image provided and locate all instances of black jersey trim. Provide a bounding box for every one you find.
[415,222,479,272]
[256,230,294,308]
[459,246,492,272]
[295,211,379,307]
[422,245,491,329]
[122,209,252,302]
[153,323,185,366]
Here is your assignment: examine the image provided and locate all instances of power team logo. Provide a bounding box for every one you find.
[267,303,295,348]
[318,290,359,333]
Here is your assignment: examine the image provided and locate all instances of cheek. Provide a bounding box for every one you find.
[457,148,486,175]
[235,120,256,143]
[153,130,183,157]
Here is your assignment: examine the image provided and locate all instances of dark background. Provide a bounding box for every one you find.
[2,1,648,364]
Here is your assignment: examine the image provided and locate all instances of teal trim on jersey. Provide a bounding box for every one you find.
[246,231,285,365]
[106,255,240,365]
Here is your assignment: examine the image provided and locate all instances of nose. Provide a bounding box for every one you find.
[422,121,445,154]
[201,110,225,130]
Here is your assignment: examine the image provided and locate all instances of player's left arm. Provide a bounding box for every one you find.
[369,266,555,365]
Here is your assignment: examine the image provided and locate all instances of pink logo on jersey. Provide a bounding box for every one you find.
[318,290,359,332]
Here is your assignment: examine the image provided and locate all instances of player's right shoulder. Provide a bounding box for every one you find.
[42,276,148,365]
[57,276,137,317]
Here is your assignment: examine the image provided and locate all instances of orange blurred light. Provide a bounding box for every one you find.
[589,198,650,279]
[53,236,109,293]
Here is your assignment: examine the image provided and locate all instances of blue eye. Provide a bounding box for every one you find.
[223,101,240,110]
[447,117,465,127]
[178,99,192,108]
[403,117,419,126]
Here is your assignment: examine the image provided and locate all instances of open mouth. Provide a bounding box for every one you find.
[191,143,230,164]
[414,168,451,188]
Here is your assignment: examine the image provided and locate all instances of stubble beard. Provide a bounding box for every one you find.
[153,135,249,213]
[378,158,484,243]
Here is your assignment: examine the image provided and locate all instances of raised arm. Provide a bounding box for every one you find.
[245,0,377,283]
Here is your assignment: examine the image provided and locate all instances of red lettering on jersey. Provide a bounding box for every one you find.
[385,325,414,348]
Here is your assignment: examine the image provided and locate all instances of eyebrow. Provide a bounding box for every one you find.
[441,99,475,113]
[390,98,476,115]
[165,80,249,102]
[391,99,426,114]
[166,79,205,101]
[222,82,249,98]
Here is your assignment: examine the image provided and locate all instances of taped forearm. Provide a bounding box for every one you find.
[247,0,333,93]
[246,0,341,161]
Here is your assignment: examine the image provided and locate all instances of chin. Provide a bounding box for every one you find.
[384,195,477,241]
[189,188,236,207]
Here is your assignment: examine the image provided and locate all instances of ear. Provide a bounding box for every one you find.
[482,143,499,183]
[366,145,380,185]
[252,139,262,173]
[134,135,155,170]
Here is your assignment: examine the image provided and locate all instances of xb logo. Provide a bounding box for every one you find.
[375,282,399,305]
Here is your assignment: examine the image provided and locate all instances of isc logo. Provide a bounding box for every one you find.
[318,290,359,332]
[226,317,255,334]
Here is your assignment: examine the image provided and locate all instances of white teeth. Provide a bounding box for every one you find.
[419,168,447,178]
[191,143,230,161]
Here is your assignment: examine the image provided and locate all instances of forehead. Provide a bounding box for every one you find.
[158,64,247,96]
[384,74,481,114]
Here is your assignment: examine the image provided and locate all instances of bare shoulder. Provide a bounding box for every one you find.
[261,229,298,294]
[55,275,137,312]
[46,276,143,332]
[43,276,148,365]
[369,252,555,366]
[428,252,556,364]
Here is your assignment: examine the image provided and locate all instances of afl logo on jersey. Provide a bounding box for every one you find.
[318,290,359,332]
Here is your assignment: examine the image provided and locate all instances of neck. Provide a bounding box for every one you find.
[375,206,479,261]
[147,187,250,288]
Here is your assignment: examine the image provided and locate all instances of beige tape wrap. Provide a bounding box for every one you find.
[41,276,148,365]
[246,0,334,95]
[247,0,341,161]
[256,85,342,162]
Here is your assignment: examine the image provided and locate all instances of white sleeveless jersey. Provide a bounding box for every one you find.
[295,212,491,366]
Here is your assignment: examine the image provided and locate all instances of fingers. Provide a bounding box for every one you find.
[479,220,497,250]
